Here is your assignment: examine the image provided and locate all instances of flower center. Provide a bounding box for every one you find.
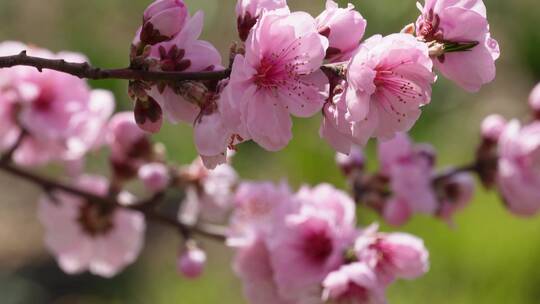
[32,88,55,112]
[78,202,115,236]
[303,228,334,263]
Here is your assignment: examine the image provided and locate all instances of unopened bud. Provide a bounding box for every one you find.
[178,242,206,279]
[138,162,170,193]
[134,97,163,133]
[336,147,364,176]
[481,114,507,142]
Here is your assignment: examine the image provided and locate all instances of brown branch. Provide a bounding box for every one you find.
[0,161,226,242]
[0,51,231,82]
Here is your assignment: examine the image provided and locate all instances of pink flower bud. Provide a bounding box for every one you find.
[138,162,170,192]
[529,83,540,118]
[481,114,507,142]
[236,0,288,41]
[140,0,188,45]
[178,246,207,279]
[335,146,364,176]
[316,0,366,62]
[497,120,540,216]
[134,97,163,133]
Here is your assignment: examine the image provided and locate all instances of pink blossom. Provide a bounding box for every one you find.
[343,34,435,142]
[529,83,540,114]
[322,263,387,304]
[178,246,207,278]
[107,112,150,162]
[316,0,367,62]
[37,175,145,278]
[266,184,356,301]
[320,87,378,154]
[138,162,170,192]
[179,158,238,224]
[379,133,438,225]
[416,0,499,92]
[0,42,114,167]
[226,10,329,151]
[382,198,413,227]
[497,120,540,216]
[437,172,475,224]
[139,0,188,45]
[355,226,429,285]
[481,114,507,142]
[233,238,293,304]
[146,11,223,125]
[236,0,289,41]
[228,181,295,247]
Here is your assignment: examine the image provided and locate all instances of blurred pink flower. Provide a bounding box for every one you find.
[481,114,507,142]
[233,238,293,304]
[344,34,435,142]
[226,10,329,151]
[416,0,499,92]
[179,158,238,225]
[0,42,114,167]
[37,175,145,278]
[529,83,540,114]
[228,181,295,247]
[322,262,387,304]
[378,133,438,225]
[139,0,189,45]
[497,120,540,216]
[316,0,367,62]
[138,162,170,193]
[236,0,289,41]
[266,184,356,301]
[437,172,475,224]
[355,226,429,285]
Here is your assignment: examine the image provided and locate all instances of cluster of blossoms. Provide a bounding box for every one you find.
[229,182,428,304]
[478,83,540,217]
[129,0,499,168]
[336,83,540,228]
[0,41,113,168]
[337,133,475,227]
[6,0,540,303]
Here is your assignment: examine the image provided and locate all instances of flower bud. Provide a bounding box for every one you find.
[316,0,366,62]
[134,97,163,133]
[481,114,507,142]
[335,147,364,176]
[140,0,189,45]
[178,244,207,279]
[529,83,540,119]
[138,162,170,192]
[236,0,288,41]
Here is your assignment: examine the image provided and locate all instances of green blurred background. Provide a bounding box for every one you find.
[1,0,540,303]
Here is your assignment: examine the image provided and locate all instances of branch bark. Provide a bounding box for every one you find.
[0,51,231,82]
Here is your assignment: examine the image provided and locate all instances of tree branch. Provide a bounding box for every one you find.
[0,161,227,242]
[0,51,231,82]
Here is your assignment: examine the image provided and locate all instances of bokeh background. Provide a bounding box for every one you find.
[1,0,540,303]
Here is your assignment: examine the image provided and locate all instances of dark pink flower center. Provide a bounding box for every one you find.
[302,228,334,263]
[418,9,443,42]
[32,88,55,112]
[78,201,115,237]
